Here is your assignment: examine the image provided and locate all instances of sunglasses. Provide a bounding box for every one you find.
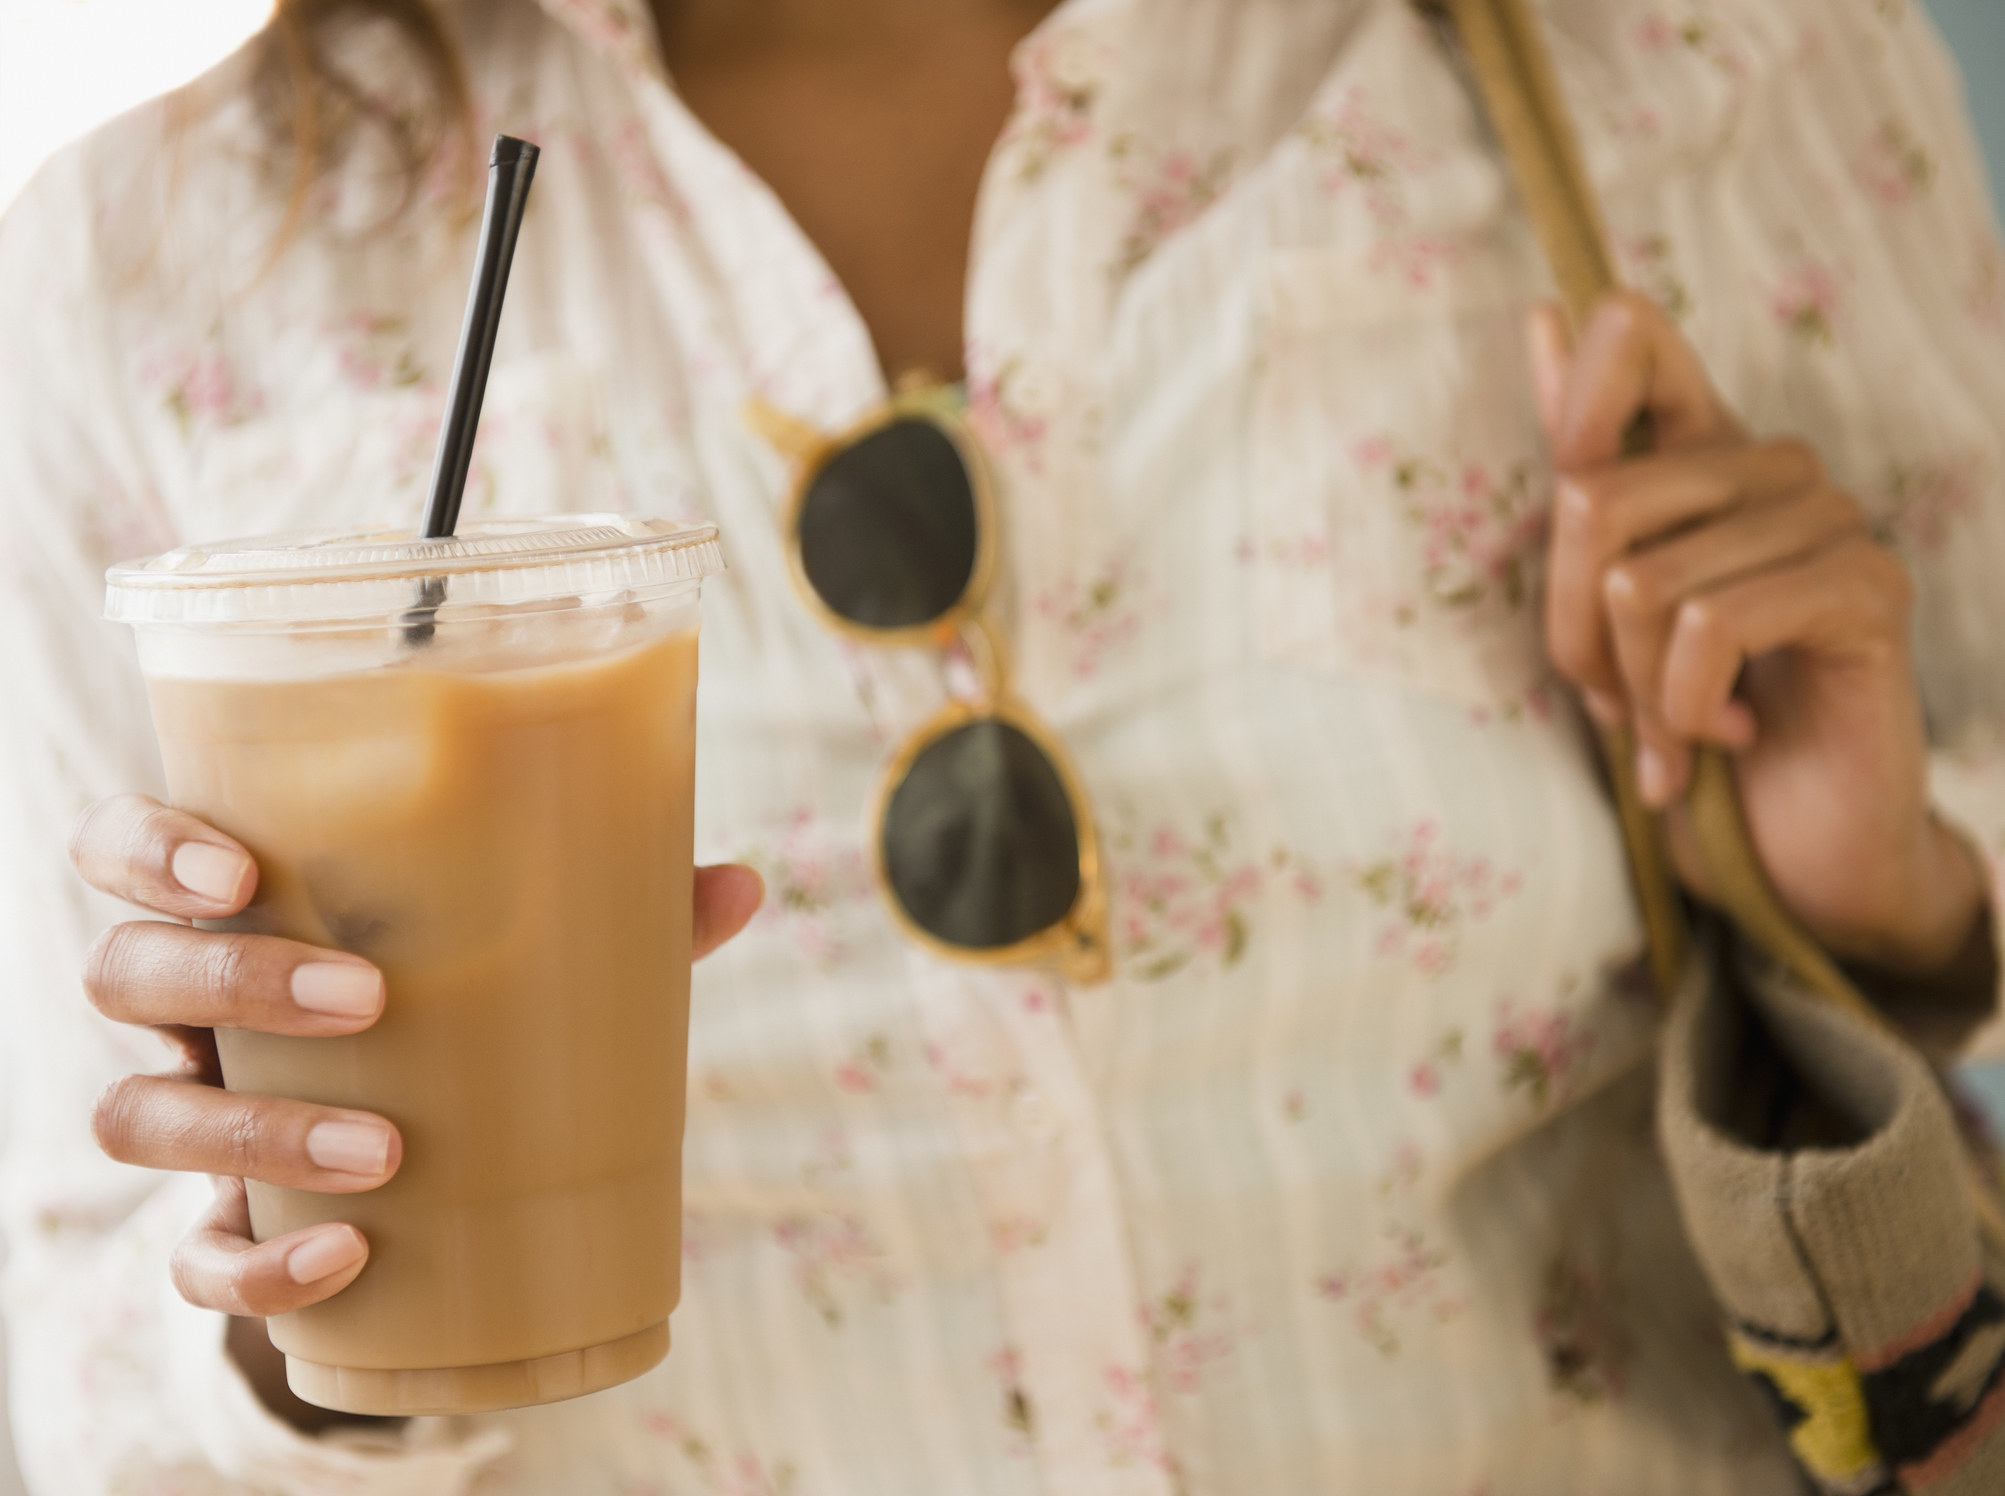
[747,385,1110,984]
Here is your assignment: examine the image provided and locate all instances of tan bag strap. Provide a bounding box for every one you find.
[1431,0,2005,1252]
[1432,0,1870,1020]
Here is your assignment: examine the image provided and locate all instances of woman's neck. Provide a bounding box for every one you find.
[652,0,1061,384]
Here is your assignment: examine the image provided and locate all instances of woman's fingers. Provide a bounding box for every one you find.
[693,863,764,960]
[1656,537,1914,762]
[1602,481,1871,768]
[170,1177,370,1317]
[92,1074,401,1192]
[1544,439,1829,709]
[69,794,257,920]
[1546,290,1741,467]
[84,922,383,1036]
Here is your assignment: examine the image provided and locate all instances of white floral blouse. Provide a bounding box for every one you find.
[7,0,2005,1492]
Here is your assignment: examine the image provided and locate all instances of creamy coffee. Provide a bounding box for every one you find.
[107,516,722,1415]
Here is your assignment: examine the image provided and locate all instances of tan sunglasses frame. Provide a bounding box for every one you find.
[745,386,1112,985]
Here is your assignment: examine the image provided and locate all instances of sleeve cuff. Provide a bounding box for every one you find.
[1928,743,2005,1061]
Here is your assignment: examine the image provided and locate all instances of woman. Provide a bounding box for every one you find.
[4,0,2005,1490]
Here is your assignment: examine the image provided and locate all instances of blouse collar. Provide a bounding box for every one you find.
[532,0,666,81]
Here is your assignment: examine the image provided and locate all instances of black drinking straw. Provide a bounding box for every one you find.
[405,135,539,642]
[422,135,541,539]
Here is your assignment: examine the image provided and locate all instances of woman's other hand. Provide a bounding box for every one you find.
[68,793,763,1420]
[1531,292,1984,976]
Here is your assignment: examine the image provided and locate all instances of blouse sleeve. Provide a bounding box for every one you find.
[0,136,507,1495]
[1847,3,2005,1057]
[1671,0,2005,1056]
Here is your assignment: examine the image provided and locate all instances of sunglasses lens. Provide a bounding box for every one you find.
[799,417,978,629]
[882,719,1082,951]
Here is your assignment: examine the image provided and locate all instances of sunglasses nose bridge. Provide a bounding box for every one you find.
[943,613,1011,708]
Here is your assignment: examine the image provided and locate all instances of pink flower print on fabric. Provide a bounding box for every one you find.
[1111,814,1324,981]
[1633,14,1678,53]
[1096,1363,1179,1476]
[681,1209,721,1266]
[142,343,265,435]
[1854,119,1935,207]
[999,27,1102,184]
[1315,1226,1464,1357]
[833,1033,894,1094]
[1108,137,1234,280]
[331,312,429,391]
[922,1038,1000,1102]
[1297,87,1457,288]
[1491,996,1597,1110]
[772,1210,899,1327]
[1352,820,1523,977]
[1315,1145,1467,1357]
[1596,91,1667,146]
[1406,1028,1464,1099]
[540,0,659,74]
[1298,88,1420,225]
[799,1123,854,1190]
[1632,8,1751,80]
[1351,439,1547,619]
[741,809,876,967]
[987,1348,1037,1454]
[1237,529,1332,573]
[965,352,1055,472]
[1033,559,1150,679]
[1535,1250,1634,1405]
[1141,1263,1237,1394]
[1620,234,1692,321]
[1770,260,1849,346]
[988,1214,1048,1255]
[1876,458,1982,556]
[608,117,693,225]
[637,1411,801,1496]
[1464,680,1560,729]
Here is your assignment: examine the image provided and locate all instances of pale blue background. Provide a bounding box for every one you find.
[0,5,2001,1493]
[1931,0,2005,208]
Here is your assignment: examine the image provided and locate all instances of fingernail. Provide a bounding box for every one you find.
[1556,479,1592,524]
[1583,689,1624,728]
[306,1120,391,1177]
[291,962,384,1019]
[171,841,252,905]
[287,1225,366,1284]
[1637,745,1672,806]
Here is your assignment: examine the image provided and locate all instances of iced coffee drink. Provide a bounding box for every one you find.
[106,516,724,1415]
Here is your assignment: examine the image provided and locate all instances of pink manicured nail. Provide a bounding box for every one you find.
[306,1120,391,1177]
[286,1225,366,1284]
[291,962,384,1019]
[1637,745,1672,807]
[1582,690,1624,728]
[171,841,252,905]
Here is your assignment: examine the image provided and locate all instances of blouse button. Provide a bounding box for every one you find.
[1010,1088,1061,1143]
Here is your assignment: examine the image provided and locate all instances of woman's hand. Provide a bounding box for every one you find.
[68,793,763,1421]
[1531,292,1984,976]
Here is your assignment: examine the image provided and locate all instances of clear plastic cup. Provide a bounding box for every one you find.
[105,516,725,1415]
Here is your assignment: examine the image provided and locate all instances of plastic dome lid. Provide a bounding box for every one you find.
[105,515,725,629]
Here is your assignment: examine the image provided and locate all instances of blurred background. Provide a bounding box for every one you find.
[0,0,2000,1490]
